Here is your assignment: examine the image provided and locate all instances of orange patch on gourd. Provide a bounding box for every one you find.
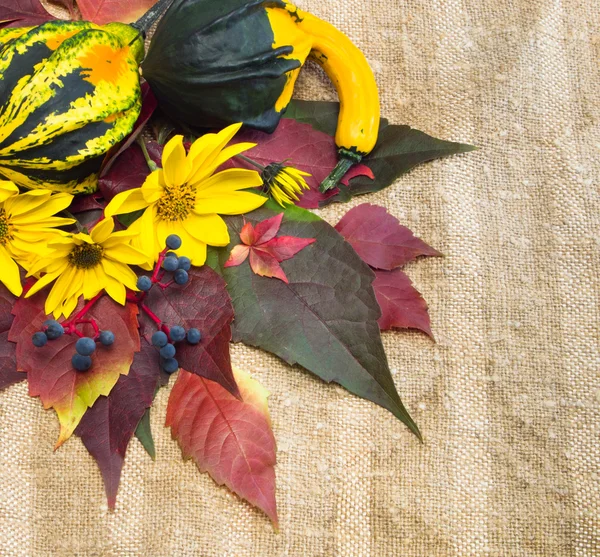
[46,30,80,51]
[78,44,130,86]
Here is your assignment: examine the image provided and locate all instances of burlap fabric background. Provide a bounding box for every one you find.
[0,0,598,555]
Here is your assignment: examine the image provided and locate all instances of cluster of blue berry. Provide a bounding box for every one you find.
[151,326,202,374]
[32,320,115,372]
[136,235,191,292]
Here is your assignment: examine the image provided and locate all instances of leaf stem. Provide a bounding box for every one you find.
[137,137,158,173]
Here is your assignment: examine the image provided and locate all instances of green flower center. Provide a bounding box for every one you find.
[68,243,103,269]
[0,208,10,246]
[156,184,195,222]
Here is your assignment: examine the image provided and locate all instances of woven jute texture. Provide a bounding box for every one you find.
[1,0,599,555]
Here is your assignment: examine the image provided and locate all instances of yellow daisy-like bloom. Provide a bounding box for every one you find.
[262,163,311,207]
[0,180,74,297]
[105,123,268,266]
[26,217,150,319]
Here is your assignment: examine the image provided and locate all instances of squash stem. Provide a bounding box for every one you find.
[133,0,175,35]
[320,148,363,192]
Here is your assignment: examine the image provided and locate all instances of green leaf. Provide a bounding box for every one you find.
[135,408,156,461]
[285,100,475,204]
[212,200,421,439]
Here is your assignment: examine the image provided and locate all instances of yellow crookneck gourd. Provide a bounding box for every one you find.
[267,3,381,192]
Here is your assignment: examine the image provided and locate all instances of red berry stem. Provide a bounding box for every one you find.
[61,293,104,336]
[140,303,162,326]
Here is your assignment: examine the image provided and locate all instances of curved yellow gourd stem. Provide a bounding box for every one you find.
[281,3,381,191]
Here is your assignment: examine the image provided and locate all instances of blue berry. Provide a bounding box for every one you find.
[187,328,202,344]
[159,343,176,359]
[162,358,179,374]
[162,256,179,272]
[72,354,92,372]
[137,276,152,291]
[178,256,191,271]
[170,326,186,342]
[75,337,96,356]
[152,331,168,347]
[32,332,48,347]
[174,269,189,285]
[166,234,182,250]
[99,330,115,346]
[165,251,177,258]
[43,319,64,340]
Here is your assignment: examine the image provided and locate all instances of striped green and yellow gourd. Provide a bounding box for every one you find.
[0,20,144,194]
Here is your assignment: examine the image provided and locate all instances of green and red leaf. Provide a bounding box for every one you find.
[373,269,433,338]
[0,0,54,28]
[75,338,161,508]
[335,204,441,270]
[9,293,140,448]
[166,368,278,526]
[212,201,420,439]
[140,266,239,397]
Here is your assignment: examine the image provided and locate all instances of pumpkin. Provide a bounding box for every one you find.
[0,20,145,194]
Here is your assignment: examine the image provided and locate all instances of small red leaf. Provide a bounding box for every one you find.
[101,83,158,177]
[166,368,278,526]
[239,221,256,246]
[373,269,433,338]
[75,339,160,508]
[224,245,250,268]
[0,1,54,28]
[9,293,141,447]
[256,236,316,261]
[141,266,238,397]
[253,213,283,244]
[339,164,375,187]
[249,249,288,283]
[335,203,441,270]
[77,0,158,24]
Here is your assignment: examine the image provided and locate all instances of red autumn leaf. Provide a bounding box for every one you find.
[0,283,20,392]
[140,266,239,397]
[98,141,162,203]
[101,82,158,177]
[335,203,441,270]
[373,269,433,338]
[224,213,316,283]
[166,368,278,526]
[69,193,106,214]
[9,292,140,448]
[75,338,161,509]
[77,0,158,24]
[229,119,373,209]
[0,0,54,28]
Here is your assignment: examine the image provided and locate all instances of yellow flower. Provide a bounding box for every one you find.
[26,217,150,318]
[262,163,310,207]
[0,181,74,297]
[105,123,267,266]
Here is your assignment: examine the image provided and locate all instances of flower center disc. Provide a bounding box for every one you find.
[156,185,195,222]
[0,209,10,245]
[69,243,103,269]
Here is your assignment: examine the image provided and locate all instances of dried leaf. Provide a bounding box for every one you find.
[373,269,433,338]
[166,368,278,526]
[77,0,158,24]
[335,204,441,270]
[9,293,140,448]
[75,339,160,508]
[140,266,239,397]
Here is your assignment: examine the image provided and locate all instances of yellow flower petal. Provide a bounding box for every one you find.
[188,123,243,179]
[90,217,115,244]
[193,191,267,215]
[101,257,139,291]
[105,188,150,218]
[0,181,19,202]
[104,240,151,266]
[162,135,192,188]
[103,272,126,305]
[195,168,263,195]
[183,213,230,246]
[45,266,77,317]
[0,246,23,296]
[141,170,166,204]
[188,141,257,187]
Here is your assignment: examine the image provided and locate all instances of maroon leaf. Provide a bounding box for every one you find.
[0,283,21,392]
[75,339,161,509]
[225,213,315,283]
[69,194,106,214]
[335,204,441,270]
[101,83,159,177]
[0,0,54,27]
[98,141,162,203]
[373,269,433,338]
[141,266,239,397]
[229,119,372,209]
